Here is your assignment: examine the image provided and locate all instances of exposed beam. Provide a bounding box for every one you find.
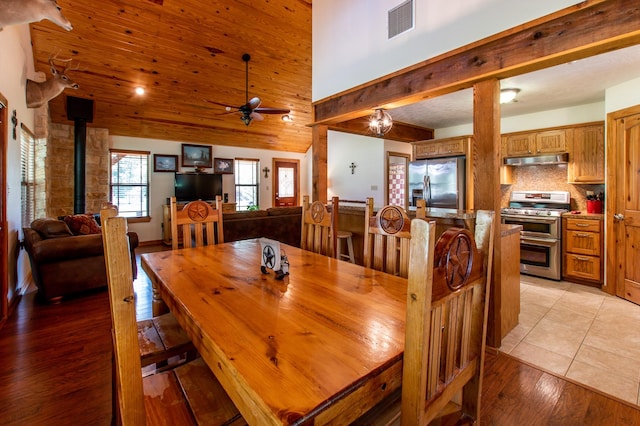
[312,125,328,202]
[313,0,640,124]
[328,119,434,142]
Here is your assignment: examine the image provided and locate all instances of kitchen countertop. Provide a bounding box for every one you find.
[562,212,604,220]
[501,224,522,237]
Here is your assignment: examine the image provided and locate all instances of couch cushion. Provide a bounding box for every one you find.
[63,214,102,235]
[30,219,73,239]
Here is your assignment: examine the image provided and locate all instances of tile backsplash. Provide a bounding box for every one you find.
[500,164,604,212]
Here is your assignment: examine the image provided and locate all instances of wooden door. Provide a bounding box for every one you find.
[272,158,299,206]
[0,95,7,326]
[608,107,640,304]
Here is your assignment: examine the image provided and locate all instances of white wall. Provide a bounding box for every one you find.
[327,131,412,208]
[0,24,37,296]
[435,102,605,139]
[605,77,640,113]
[313,0,580,101]
[111,136,308,242]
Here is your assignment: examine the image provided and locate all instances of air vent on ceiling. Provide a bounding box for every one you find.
[388,0,414,39]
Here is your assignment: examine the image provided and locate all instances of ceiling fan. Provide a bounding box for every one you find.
[204,53,290,126]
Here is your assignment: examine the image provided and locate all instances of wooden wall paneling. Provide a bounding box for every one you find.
[472,79,501,348]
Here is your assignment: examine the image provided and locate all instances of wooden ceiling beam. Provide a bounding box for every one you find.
[328,119,433,142]
[313,0,640,124]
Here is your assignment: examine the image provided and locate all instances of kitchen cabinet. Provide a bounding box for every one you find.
[504,129,566,157]
[412,136,468,159]
[567,123,605,184]
[499,224,521,339]
[562,215,603,285]
[499,136,513,185]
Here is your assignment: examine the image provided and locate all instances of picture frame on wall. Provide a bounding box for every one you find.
[214,158,234,174]
[153,154,179,172]
[181,144,212,168]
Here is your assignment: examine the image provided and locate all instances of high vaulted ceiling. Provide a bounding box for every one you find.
[29,0,312,153]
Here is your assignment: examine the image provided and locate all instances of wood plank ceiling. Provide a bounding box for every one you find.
[29,0,313,153]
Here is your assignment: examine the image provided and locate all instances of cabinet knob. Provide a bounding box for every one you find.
[614,213,625,221]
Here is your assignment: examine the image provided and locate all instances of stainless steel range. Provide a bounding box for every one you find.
[500,190,571,280]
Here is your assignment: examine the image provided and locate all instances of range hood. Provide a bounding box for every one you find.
[504,153,569,166]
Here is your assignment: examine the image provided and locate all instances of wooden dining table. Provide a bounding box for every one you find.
[141,238,408,425]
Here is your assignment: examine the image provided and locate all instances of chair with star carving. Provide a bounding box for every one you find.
[300,195,338,257]
[170,195,224,250]
[363,197,413,278]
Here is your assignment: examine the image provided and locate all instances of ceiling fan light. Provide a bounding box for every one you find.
[500,88,520,104]
[241,115,252,126]
[369,108,393,137]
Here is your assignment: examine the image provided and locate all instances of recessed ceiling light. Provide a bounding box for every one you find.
[134,86,145,96]
[281,114,292,122]
[500,88,520,104]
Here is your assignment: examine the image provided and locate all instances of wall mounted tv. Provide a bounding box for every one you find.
[174,173,222,202]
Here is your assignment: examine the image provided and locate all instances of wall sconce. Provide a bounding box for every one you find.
[369,108,393,137]
[349,162,357,174]
[262,166,270,178]
[500,88,520,104]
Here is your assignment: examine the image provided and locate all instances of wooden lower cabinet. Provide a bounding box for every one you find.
[562,216,603,285]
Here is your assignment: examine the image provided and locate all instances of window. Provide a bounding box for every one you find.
[21,125,36,228]
[110,149,150,218]
[235,159,259,210]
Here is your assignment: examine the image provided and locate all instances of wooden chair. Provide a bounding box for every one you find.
[357,211,496,425]
[363,197,413,277]
[300,195,338,257]
[101,213,244,425]
[100,207,195,369]
[415,198,427,219]
[170,195,224,250]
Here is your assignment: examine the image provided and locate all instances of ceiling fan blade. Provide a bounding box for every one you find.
[203,98,237,110]
[247,97,262,110]
[254,107,291,114]
[250,111,264,121]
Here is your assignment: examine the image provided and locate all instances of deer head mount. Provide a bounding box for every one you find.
[26,53,79,109]
[0,0,72,31]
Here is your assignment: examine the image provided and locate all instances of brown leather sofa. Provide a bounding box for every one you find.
[222,206,302,247]
[23,218,139,303]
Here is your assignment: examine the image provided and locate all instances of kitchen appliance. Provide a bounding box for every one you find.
[500,190,571,280]
[408,156,465,209]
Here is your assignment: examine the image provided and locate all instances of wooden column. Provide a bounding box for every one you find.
[312,125,328,202]
[472,79,502,348]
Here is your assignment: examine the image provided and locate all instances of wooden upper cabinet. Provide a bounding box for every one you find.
[505,129,566,156]
[567,123,605,184]
[412,136,467,159]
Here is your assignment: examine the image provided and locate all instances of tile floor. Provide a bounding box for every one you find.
[500,275,640,406]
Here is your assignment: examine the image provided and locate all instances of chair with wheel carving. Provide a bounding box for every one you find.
[300,195,338,257]
[363,197,413,277]
[100,207,195,370]
[170,195,224,250]
[356,211,496,425]
[101,213,244,425]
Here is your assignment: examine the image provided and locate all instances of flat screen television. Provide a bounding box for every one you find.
[174,173,222,202]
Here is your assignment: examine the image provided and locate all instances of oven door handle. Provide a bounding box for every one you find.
[502,215,558,225]
[521,236,558,247]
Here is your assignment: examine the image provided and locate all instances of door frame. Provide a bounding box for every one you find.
[272,158,300,207]
[385,151,410,209]
[605,103,640,297]
[0,94,8,326]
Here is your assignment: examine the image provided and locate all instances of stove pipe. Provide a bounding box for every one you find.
[66,96,94,214]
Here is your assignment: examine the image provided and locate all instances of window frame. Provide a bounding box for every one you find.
[234,158,260,211]
[109,148,151,221]
[20,124,36,229]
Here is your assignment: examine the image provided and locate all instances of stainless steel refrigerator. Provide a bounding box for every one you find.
[408,156,465,209]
